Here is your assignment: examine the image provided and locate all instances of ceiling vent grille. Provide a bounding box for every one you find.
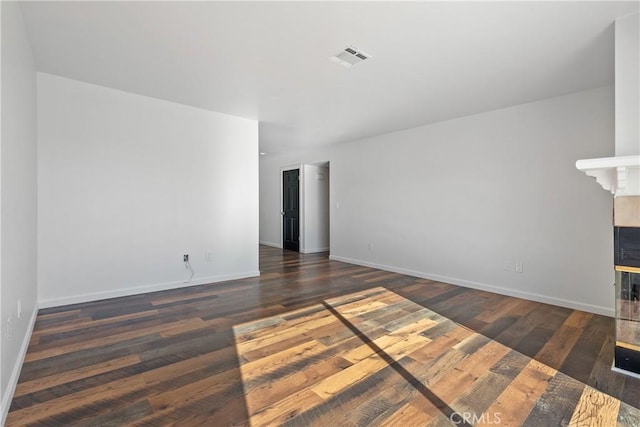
[329,45,372,68]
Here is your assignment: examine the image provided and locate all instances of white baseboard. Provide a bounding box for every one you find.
[300,247,329,254]
[1,304,38,426]
[38,270,261,309]
[329,255,614,317]
[259,240,282,249]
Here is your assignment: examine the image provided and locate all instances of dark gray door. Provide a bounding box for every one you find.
[283,169,300,251]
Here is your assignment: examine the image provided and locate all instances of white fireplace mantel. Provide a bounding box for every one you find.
[576,155,640,196]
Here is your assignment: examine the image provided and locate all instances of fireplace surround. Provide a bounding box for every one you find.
[577,155,640,377]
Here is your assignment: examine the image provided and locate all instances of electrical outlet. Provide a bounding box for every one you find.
[206,252,214,262]
[183,254,189,262]
[17,300,22,319]
[367,243,374,252]
[515,261,523,273]
[504,261,514,271]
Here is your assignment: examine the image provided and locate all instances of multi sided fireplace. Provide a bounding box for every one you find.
[576,158,640,378]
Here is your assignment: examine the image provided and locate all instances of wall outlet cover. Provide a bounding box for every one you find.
[515,262,523,273]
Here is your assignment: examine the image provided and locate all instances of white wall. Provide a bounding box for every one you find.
[302,164,330,253]
[1,2,39,422]
[260,87,615,315]
[615,13,639,156]
[38,73,259,307]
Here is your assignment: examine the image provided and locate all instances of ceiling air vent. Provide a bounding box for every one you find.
[329,45,372,68]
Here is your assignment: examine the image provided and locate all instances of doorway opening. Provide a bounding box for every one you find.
[280,162,330,254]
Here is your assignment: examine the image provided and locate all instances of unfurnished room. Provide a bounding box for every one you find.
[1,1,640,426]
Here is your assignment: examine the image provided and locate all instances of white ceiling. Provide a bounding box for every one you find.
[20,1,639,154]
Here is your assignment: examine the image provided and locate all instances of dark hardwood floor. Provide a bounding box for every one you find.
[7,246,640,425]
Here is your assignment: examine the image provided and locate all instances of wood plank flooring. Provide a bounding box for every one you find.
[7,246,640,426]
